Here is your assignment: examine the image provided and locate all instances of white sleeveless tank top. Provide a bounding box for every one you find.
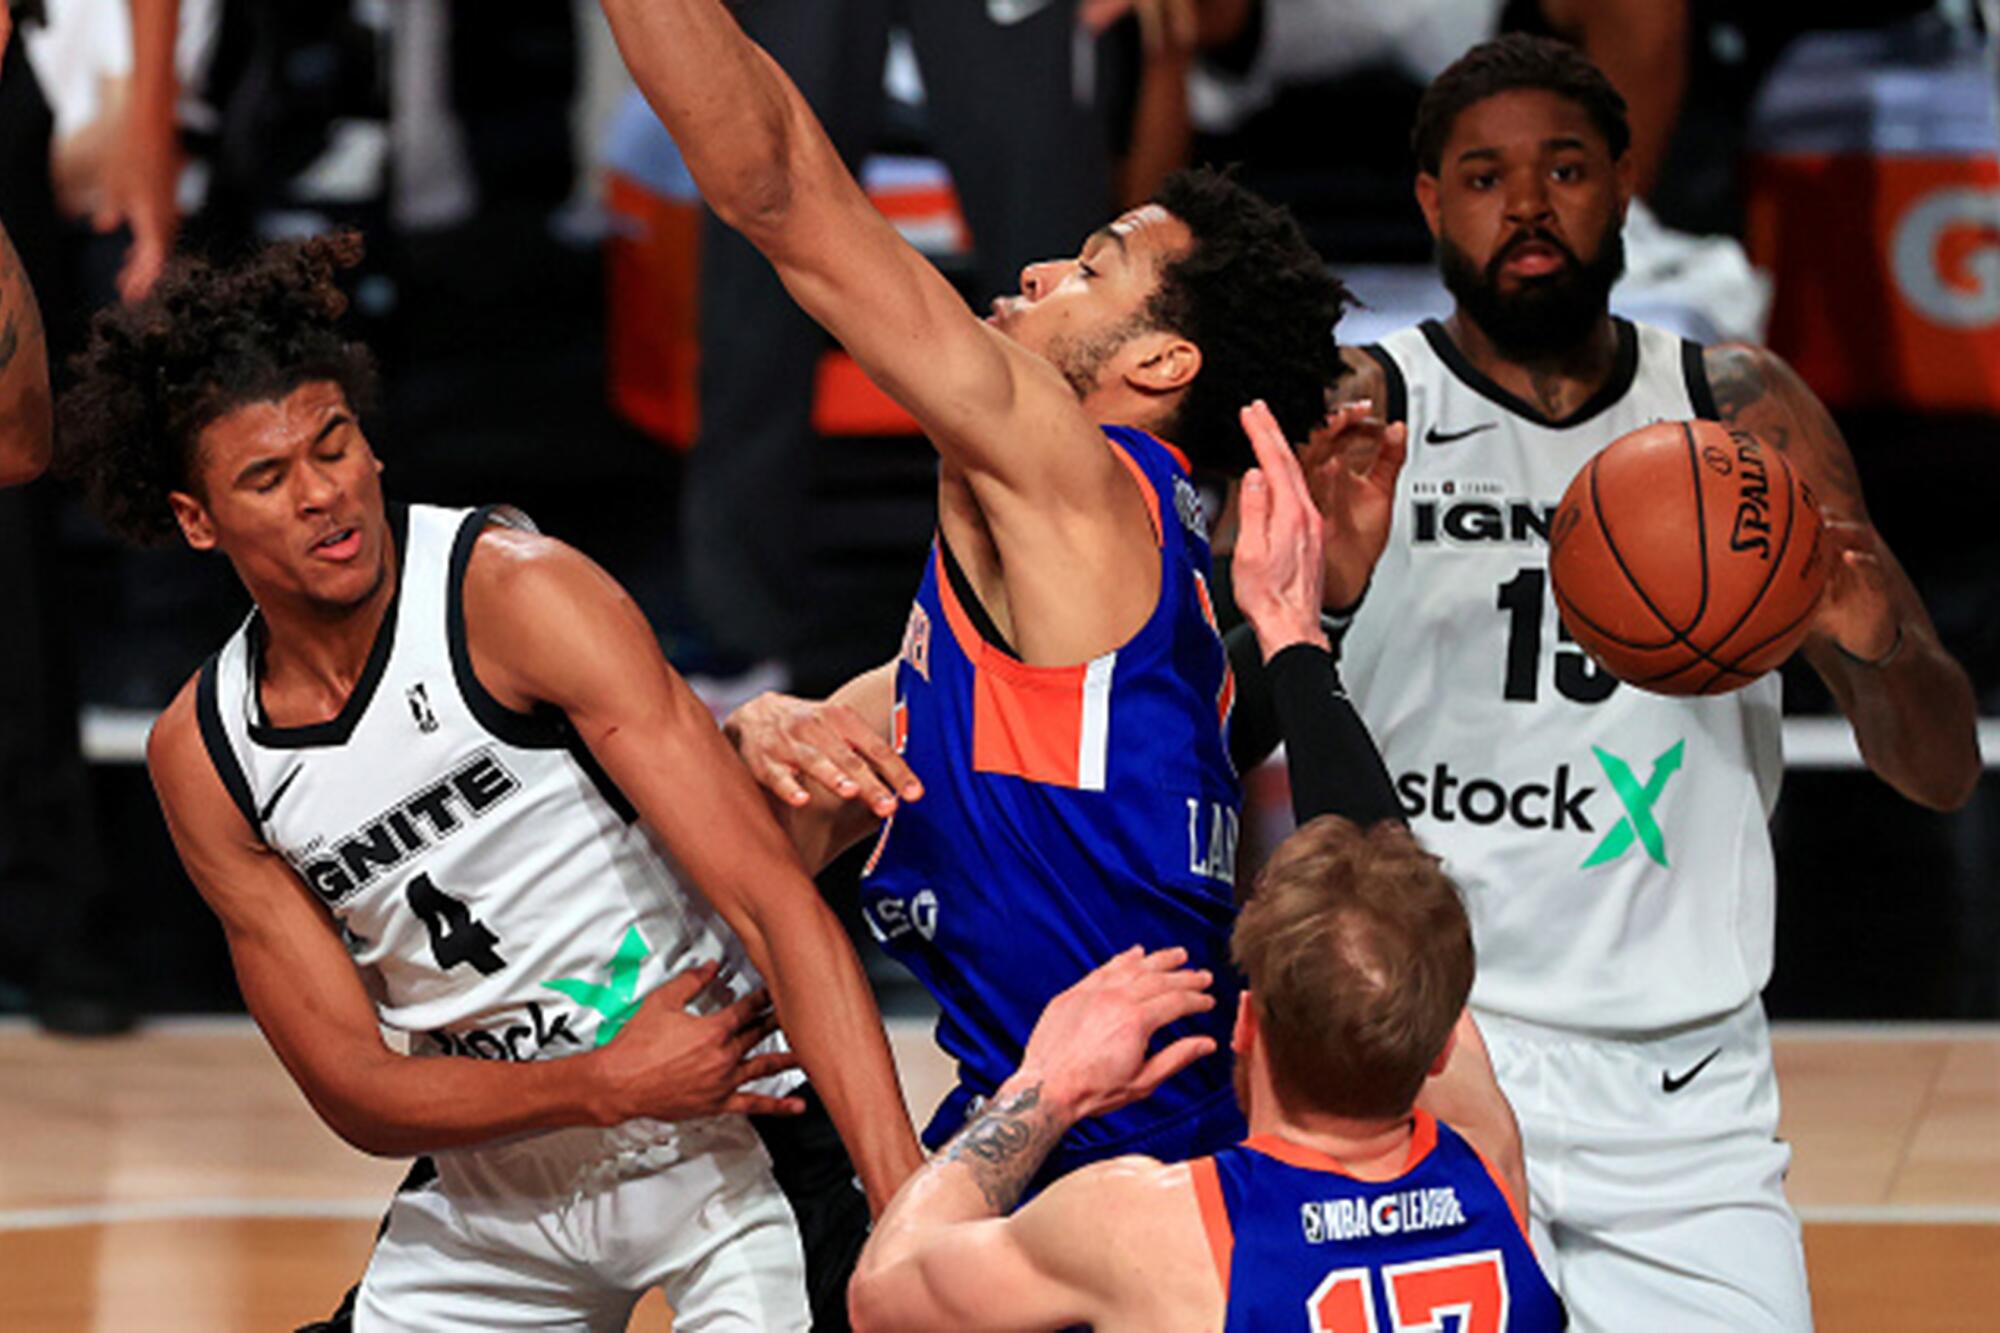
[1340,320,1784,1034]
[198,504,788,1076]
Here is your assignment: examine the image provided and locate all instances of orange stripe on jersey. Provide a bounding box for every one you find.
[1107,437,1165,547]
[933,547,1116,791]
[1188,1157,1234,1301]
[1245,1114,1441,1177]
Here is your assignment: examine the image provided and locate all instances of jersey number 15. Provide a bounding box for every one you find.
[1497,569,1616,706]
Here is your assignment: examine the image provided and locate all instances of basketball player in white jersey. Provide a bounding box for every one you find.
[0,214,49,487]
[57,237,921,1331]
[1314,35,1981,1330]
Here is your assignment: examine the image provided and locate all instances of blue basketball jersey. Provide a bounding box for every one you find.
[1192,1114,1564,1333]
[862,426,1245,1177]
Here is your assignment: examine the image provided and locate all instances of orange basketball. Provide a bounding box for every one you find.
[1548,420,1829,696]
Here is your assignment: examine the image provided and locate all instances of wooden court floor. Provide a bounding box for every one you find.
[3,1019,1997,1330]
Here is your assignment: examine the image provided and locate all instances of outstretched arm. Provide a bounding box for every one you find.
[463,528,922,1211]
[1708,344,1980,810]
[0,217,51,487]
[598,0,1109,498]
[850,947,1219,1332]
[148,691,805,1159]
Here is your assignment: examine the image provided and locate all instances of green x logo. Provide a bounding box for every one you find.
[543,925,652,1046]
[1581,741,1685,869]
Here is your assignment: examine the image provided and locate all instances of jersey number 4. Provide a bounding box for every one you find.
[1309,1250,1509,1333]
[407,873,507,975]
[1497,569,1616,705]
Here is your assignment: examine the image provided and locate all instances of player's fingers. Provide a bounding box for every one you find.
[724,1092,808,1117]
[1137,986,1217,1031]
[655,961,722,1008]
[734,1051,802,1084]
[1137,945,1191,972]
[759,760,814,808]
[805,741,898,813]
[1237,469,1272,557]
[724,1007,783,1055]
[836,717,924,803]
[1375,421,1410,483]
[718,986,776,1032]
[1132,1036,1219,1099]
[1239,402,1291,477]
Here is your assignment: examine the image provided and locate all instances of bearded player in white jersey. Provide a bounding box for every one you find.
[1308,35,1980,1332]
[58,237,921,1331]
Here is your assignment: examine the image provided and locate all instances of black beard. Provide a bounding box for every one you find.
[1439,221,1625,361]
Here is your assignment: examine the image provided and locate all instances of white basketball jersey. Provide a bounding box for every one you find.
[1341,319,1784,1033]
[198,504,785,1076]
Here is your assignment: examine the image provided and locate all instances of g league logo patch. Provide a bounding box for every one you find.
[407,682,441,734]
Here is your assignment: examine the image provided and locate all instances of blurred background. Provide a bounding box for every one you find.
[1,0,1997,1040]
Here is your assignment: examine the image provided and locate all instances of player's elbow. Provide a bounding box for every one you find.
[711,161,796,244]
[846,1266,916,1333]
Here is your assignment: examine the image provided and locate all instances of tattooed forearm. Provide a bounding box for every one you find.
[941,1083,1066,1214]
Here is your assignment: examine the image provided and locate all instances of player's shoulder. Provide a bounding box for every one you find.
[459,515,619,618]
[146,672,205,776]
[1029,1153,1190,1219]
[1701,340,1797,411]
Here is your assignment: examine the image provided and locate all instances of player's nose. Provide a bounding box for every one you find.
[1019,260,1062,301]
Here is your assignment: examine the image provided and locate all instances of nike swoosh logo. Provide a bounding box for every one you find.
[1662,1047,1722,1094]
[257,766,304,827]
[1425,422,1498,445]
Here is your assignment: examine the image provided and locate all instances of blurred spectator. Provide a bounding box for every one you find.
[677,0,1114,697]
[0,0,193,1035]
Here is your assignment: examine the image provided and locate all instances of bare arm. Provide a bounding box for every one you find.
[1416,1011,1528,1218]
[851,947,1220,1332]
[464,529,922,1211]
[0,218,50,487]
[147,690,801,1158]
[1708,343,1980,810]
[598,0,1112,500]
[112,0,182,301]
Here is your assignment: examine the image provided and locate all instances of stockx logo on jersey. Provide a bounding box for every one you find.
[544,925,654,1046]
[1582,740,1685,869]
[1395,738,1686,869]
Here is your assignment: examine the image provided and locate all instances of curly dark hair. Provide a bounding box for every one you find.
[1145,168,1350,475]
[56,234,378,546]
[1411,34,1630,176]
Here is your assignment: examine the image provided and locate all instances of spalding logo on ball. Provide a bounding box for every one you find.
[1548,420,1828,696]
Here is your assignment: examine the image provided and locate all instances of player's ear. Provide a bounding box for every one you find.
[1614,150,1636,215]
[169,490,218,552]
[1232,989,1258,1058]
[1415,173,1441,238]
[1123,331,1201,396]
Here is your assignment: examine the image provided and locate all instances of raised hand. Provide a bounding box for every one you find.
[1235,399,1330,658]
[593,962,806,1122]
[1015,945,1217,1122]
[1299,399,1407,612]
[725,691,923,819]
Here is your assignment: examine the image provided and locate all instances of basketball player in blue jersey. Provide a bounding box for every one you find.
[603,0,1352,1182]
[1298,36,1981,1332]
[0,214,50,487]
[843,396,1557,1331]
[58,237,919,1329]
